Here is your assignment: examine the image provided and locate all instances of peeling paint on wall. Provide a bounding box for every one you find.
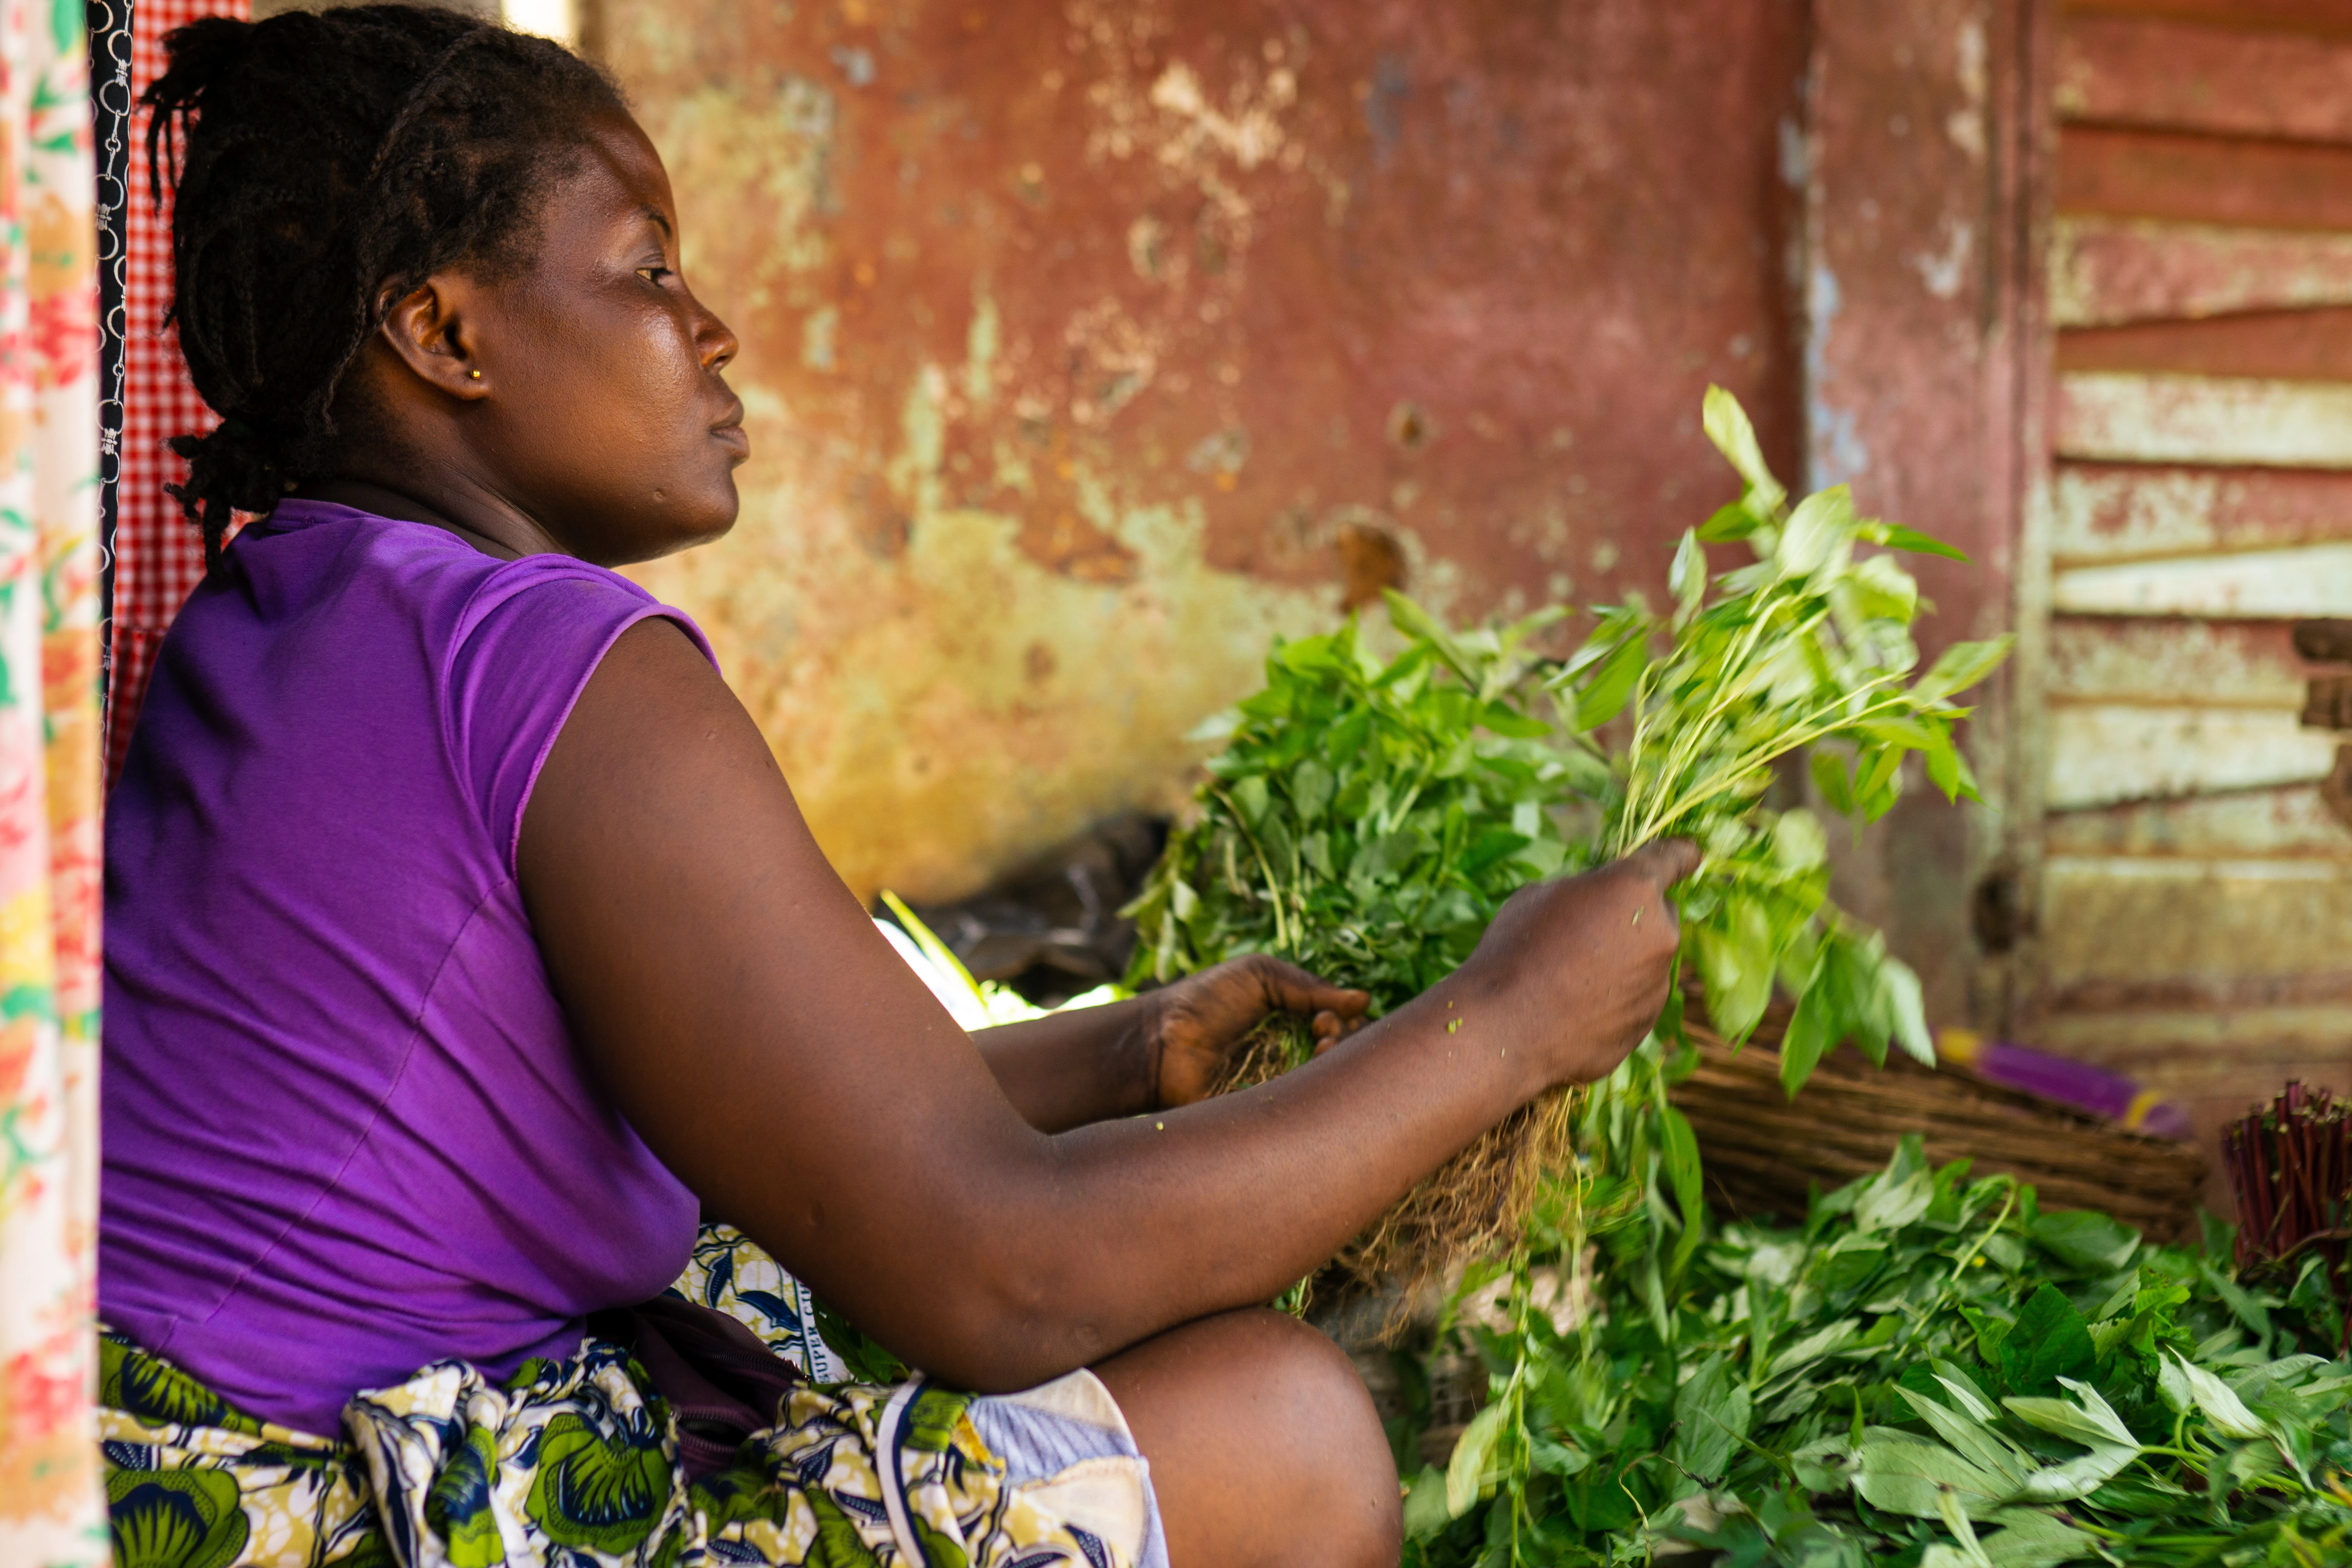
[594,0,1809,901]
[2052,218,2352,330]
[2054,544,2352,619]
[2058,373,2352,468]
[2051,463,2352,565]
[2046,707,2333,811]
[1804,259,1870,488]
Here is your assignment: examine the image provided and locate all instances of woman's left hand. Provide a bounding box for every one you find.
[1140,955,1371,1109]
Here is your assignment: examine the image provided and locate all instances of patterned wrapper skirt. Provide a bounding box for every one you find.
[97,1224,1166,1568]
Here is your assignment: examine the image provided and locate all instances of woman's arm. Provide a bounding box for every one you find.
[973,960,1370,1133]
[970,1000,1158,1134]
[520,620,1689,1392]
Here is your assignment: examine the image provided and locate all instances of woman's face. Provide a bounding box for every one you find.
[456,110,748,566]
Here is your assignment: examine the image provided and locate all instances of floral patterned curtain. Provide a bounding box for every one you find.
[0,0,109,1555]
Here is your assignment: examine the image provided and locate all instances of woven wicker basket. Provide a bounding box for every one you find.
[1673,1021,2209,1242]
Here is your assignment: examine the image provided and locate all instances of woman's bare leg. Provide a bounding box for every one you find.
[1093,1308,1401,1568]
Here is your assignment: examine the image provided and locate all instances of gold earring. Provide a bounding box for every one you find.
[468,370,482,380]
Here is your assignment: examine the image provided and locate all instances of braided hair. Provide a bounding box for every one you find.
[143,5,624,566]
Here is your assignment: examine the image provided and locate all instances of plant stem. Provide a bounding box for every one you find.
[1949,1187,2017,1281]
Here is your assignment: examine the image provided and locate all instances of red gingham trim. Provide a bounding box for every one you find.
[108,0,247,786]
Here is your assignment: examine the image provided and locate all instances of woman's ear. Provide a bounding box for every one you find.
[377,275,493,399]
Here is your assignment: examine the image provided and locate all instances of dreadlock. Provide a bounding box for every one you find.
[143,4,624,566]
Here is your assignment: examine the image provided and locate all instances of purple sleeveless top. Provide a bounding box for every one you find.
[100,500,707,1436]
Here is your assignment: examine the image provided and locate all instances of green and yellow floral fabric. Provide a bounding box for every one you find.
[97,1229,1144,1568]
[668,1223,853,1384]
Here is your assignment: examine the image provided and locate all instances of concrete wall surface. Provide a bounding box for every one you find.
[592,0,1810,905]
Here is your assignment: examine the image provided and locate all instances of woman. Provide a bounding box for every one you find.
[98,9,1692,1567]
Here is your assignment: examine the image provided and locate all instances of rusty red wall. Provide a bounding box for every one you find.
[594,0,1810,904]
[1795,2,2034,1034]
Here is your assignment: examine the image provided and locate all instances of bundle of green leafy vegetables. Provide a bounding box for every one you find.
[1126,388,2010,1102]
[1402,1138,2352,1568]
[1548,389,2009,1091]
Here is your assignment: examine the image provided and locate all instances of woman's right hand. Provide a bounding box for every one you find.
[1444,838,1700,1089]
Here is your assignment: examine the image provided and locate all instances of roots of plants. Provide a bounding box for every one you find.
[1208,1014,1578,1330]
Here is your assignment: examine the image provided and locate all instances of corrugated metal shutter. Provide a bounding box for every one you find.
[2028,0,2352,1170]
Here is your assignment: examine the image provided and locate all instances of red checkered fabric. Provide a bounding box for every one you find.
[108,0,248,788]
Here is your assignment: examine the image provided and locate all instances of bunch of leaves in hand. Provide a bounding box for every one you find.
[1404,1137,2352,1568]
[1547,388,2011,1095]
[1123,607,1599,1013]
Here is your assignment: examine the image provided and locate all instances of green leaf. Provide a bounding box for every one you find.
[1766,1317,1860,1380]
[2003,1378,2137,1451]
[1932,1362,2000,1423]
[1528,1433,1591,1478]
[1289,759,1334,823]
[1695,895,1776,1043]
[1878,523,1973,563]
[1915,636,2015,704]
[1477,703,1552,740]
[1976,1513,2099,1568]
[1895,1386,2026,1487]
[1232,774,1270,826]
[1853,949,1929,1072]
[1855,744,1904,808]
[1460,828,1532,877]
[1670,1354,1752,1482]
[1772,809,1828,871]
[1702,385,1787,515]
[1350,828,1434,886]
[1661,1102,1707,1278]
[1846,553,1920,623]
[1445,1401,1506,1518]
[2163,1350,2269,1439]
[1400,1466,1454,1541]
[1854,1434,2007,1519]
[1779,978,1836,1100]
[1326,706,1374,764]
[1670,529,1707,626]
[2003,1287,2095,1395]
[1860,715,1940,751]
[1935,1485,1994,1568]
[1790,1435,1859,1493]
[1383,591,1479,688]
[1854,1150,1935,1233]
[1924,730,1964,801]
[2200,1260,2272,1347]
[1875,956,1935,1067]
[1967,1307,2014,1368]
[2031,1211,2140,1275]
[2013,1441,2141,1504]
[1573,632,1649,732]
[1777,486,1857,580]
[1811,750,1855,816]
[1700,499,1762,542]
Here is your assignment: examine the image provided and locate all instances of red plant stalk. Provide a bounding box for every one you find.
[2225,1083,2352,1354]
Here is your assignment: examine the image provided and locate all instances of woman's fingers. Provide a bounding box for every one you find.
[1626,836,1700,894]
[1245,955,1371,1023]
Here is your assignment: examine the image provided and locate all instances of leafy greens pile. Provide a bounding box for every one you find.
[1122,604,1597,1010]
[1403,1139,2352,1568]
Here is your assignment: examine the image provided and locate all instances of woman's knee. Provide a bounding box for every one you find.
[1098,1309,1400,1567]
[1236,1313,1403,1561]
